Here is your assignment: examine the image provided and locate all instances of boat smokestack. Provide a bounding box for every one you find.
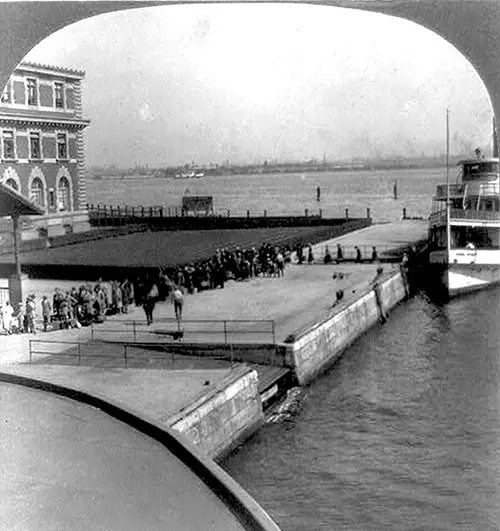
[494,116,499,158]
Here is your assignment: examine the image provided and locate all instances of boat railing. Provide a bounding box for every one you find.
[430,208,500,224]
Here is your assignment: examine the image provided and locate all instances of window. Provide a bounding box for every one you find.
[57,176,70,211]
[2,130,15,159]
[57,133,67,159]
[29,132,41,159]
[30,177,44,207]
[54,82,64,108]
[5,178,18,191]
[1,81,11,103]
[27,78,37,106]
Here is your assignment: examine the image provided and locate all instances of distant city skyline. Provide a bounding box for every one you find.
[23,4,494,167]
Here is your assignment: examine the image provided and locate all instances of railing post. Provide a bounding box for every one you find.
[319,208,322,218]
[345,208,349,219]
[367,207,371,219]
[223,320,228,344]
[91,324,94,341]
[124,344,128,369]
[133,321,136,341]
[29,340,32,364]
[305,208,308,218]
[272,321,276,343]
[227,210,230,218]
[78,342,81,366]
[403,208,407,219]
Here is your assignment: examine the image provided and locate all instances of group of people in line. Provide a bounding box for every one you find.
[322,244,379,264]
[0,295,37,335]
[0,278,136,334]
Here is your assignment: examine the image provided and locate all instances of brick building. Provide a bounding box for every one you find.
[0,62,90,237]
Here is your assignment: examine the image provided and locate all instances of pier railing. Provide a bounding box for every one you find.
[90,318,276,344]
[27,339,219,369]
[86,203,374,227]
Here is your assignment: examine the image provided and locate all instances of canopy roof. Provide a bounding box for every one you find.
[0,182,44,217]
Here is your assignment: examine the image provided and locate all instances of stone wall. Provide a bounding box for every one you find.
[168,365,263,461]
[286,270,407,385]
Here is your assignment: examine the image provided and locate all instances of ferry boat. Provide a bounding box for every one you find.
[428,152,500,297]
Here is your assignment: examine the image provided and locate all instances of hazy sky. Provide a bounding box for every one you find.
[24,4,493,167]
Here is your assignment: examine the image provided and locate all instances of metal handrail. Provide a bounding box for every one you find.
[91,318,276,343]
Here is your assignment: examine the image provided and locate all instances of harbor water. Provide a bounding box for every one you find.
[223,288,500,531]
[86,167,445,222]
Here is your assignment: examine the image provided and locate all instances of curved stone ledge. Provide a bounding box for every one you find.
[0,371,281,531]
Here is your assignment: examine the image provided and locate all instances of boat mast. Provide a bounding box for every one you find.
[446,108,451,256]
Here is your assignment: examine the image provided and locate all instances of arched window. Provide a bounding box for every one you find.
[57,176,71,211]
[30,177,44,207]
[5,178,18,191]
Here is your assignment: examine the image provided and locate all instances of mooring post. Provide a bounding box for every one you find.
[403,208,407,219]
[345,208,349,219]
[367,207,371,219]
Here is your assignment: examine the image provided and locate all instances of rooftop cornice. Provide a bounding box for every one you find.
[17,62,85,79]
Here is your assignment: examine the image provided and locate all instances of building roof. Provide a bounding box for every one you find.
[457,157,499,165]
[17,62,85,79]
[0,181,44,217]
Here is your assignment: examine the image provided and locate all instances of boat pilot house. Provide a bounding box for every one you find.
[429,158,500,252]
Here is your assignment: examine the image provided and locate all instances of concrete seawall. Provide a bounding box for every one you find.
[285,268,408,386]
[168,365,264,461]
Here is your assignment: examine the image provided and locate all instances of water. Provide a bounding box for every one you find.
[86,167,446,222]
[222,289,500,530]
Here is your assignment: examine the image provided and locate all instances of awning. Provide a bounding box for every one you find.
[0,182,45,217]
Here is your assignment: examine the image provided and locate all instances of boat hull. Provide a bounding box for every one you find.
[431,262,500,297]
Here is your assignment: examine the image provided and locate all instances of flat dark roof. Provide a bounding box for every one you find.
[0,182,44,217]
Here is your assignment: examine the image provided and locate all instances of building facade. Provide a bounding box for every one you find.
[0,62,90,237]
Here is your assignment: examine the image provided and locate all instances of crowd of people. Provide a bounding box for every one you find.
[0,278,135,334]
[158,242,291,296]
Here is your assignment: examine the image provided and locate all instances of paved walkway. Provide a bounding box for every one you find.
[0,382,248,531]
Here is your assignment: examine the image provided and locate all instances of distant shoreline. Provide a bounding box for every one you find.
[91,161,451,180]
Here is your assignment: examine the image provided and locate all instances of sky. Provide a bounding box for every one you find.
[23,4,493,168]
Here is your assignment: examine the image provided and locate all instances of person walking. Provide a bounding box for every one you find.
[307,244,314,264]
[371,246,378,262]
[337,244,343,262]
[355,246,362,263]
[142,282,159,326]
[171,286,184,321]
[26,295,36,334]
[1,300,13,334]
[14,302,24,334]
[41,295,52,332]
